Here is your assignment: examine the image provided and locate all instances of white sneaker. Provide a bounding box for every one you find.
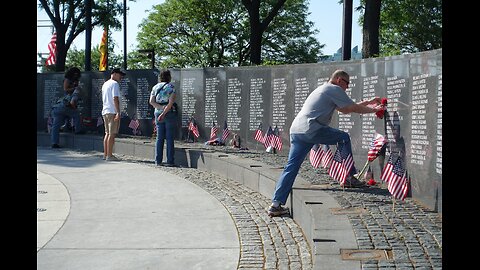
[106,155,120,161]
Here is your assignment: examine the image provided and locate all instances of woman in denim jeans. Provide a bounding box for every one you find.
[267,70,385,217]
[149,69,177,166]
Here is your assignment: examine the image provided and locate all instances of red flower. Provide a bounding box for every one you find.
[367,179,377,186]
[375,98,388,119]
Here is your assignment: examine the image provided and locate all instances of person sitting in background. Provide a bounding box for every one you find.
[50,67,83,148]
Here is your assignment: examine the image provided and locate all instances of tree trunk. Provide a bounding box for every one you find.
[55,31,67,72]
[242,0,287,65]
[362,0,381,58]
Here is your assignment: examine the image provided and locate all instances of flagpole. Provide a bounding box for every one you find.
[355,160,370,179]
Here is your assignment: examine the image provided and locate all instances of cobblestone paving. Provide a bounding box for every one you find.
[161,167,313,270]
[236,149,443,270]
[77,140,442,269]
[104,150,313,270]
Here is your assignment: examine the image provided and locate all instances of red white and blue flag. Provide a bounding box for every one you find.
[368,133,387,161]
[380,155,409,200]
[254,123,264,143]
[188,119,200,138]
[221,120,231,142]
[328,144,354,185]
[263,126,274,149]
[309,144,324,168]
[128,119,140,130]
[210,121,218,140]
[272,126,283,151]
[46,32,57,66]
[321,144,333,168]
[128,119,140,135]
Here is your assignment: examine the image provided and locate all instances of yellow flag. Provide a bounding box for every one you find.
[99,29,107,71]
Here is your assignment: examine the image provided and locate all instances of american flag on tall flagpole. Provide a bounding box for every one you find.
[254,123,264,143]
[221,120,231,142]
[328,144,354,185]
[309,144,324,168]
[210,121,218,140]
[321,144,333,168]
[380,155,409,200]
[188,120,200,138]
[368,133,387,161]
[45,32,57,66]
[272,126,283,151]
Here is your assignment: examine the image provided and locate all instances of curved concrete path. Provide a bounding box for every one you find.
[37,148,239,270]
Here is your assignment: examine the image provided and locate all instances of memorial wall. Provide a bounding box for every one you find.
[37,49,442,212]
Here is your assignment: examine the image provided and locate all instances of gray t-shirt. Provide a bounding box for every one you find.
[290,82,354,134]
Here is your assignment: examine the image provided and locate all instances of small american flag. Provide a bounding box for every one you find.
[128,119,140,130]
[188,120,200,138]
[368,133,387,161]
[321,144,333,168]
[210,121,218,140]
[262,126,274,149]
[221,120,231,142]
[45,32,57,66]
[309,144,324,168]
[328,144,354,185]
[272,126,283,151]
[128,119,140,135]
[254,123,264,143]
[380,155,409,200]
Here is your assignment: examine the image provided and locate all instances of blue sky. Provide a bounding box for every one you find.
[37,0,362,58]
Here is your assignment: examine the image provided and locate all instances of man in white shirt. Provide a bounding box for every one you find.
[101,68,126,161]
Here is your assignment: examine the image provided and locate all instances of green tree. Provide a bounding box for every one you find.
[38,0,130,72]
[357,0,442,57]
[66,35,123,71]
[380,0,441,55]
[260,0,323,64]
[137,0,243,68]
[137,0,322,68]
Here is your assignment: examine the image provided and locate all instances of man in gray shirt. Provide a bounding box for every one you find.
[268,70,385,217]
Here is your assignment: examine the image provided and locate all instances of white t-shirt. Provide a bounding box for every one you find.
[101,79,121,115]
[290,82,354,134]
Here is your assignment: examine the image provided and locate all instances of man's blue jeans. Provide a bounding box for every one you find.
[50,106,81,145]
[154,111,177,165]
[272,125,356,205]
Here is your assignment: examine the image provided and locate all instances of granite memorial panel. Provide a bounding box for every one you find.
[270,65,295,146]
[179,69,204,140]
[36,49,443,212]
[204,68,226,140]
[406,50,441,211]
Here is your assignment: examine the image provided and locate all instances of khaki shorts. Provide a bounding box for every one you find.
[103,114,120,134]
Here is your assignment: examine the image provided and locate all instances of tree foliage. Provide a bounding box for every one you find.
[357,0,442,57]
[38,0,130,72]
[66,32,123,71]
[136,0,323,68]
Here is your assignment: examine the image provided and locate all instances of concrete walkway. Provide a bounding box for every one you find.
[37,148,239,270]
